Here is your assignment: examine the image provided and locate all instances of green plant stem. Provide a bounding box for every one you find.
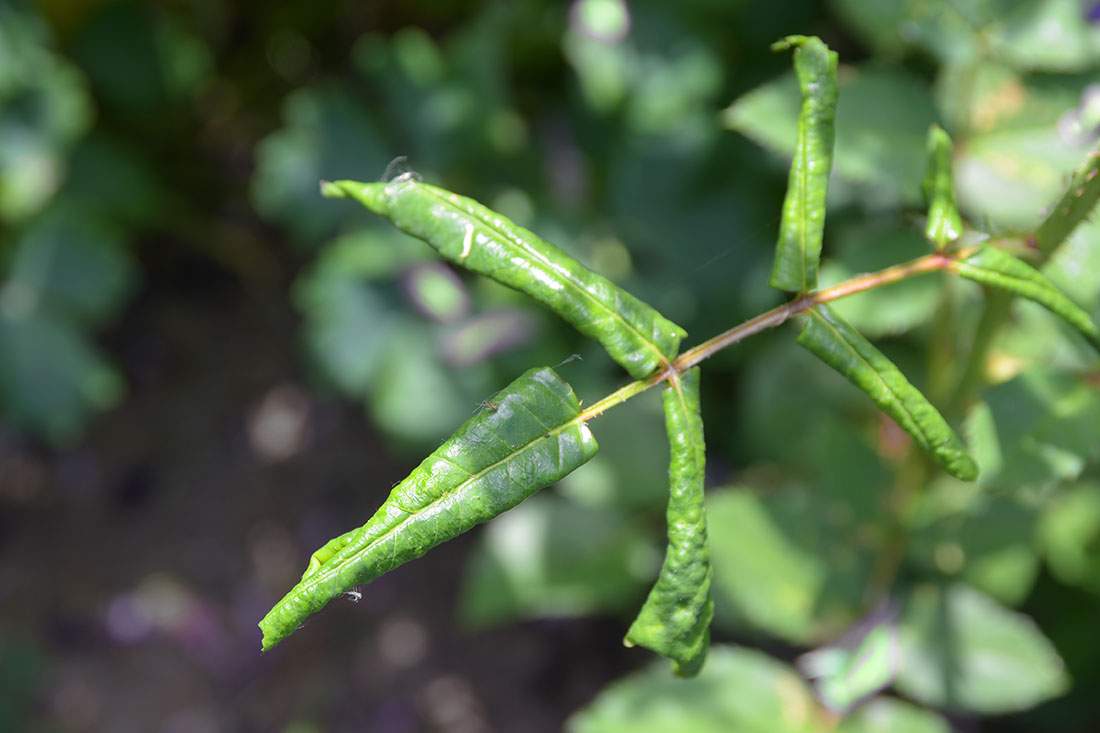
[574,250,965,426]
[949,289,1014,411]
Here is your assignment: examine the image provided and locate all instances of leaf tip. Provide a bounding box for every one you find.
[949,453,980,482]
[770,35,812,52]
[259,627,278,652]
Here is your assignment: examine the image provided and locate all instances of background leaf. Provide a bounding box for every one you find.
[896,583,1070,713]
[726,67,937,208]
[1038,481,1100,594]
[965,368,1100,492]
[835,697,951,733]
[0,309,123,441]
[7,204,134,327]
[818,222,942,337]
[906,478,1039,605]
[707,483,877,644]
[458,492,652,626]
[567,645,820,733]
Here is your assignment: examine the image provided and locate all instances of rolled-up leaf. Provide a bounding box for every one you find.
[624,368,714,676]
[798,304,979,481]
[769,35,839,294]
[259,366,599,650]
[323,178,685,379]
[922,124,963,250]
[950,245,1100,352]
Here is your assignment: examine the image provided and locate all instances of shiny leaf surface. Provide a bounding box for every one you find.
[323,178,685,378]
[798,304,978,480]
[259,366,599,650]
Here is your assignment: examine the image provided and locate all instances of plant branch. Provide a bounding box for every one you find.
[571,249,968,426]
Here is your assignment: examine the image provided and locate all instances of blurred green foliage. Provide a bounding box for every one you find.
[3,0,1100,729]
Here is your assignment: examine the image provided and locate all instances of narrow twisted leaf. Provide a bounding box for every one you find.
[624,368,713,677]
[259,367,599,650]
[798,305,978,481]
[950,245,1100,352]
[921,125,963,250]
[769,35,838,294]
[1034,146,1100,257]
[322,178,685,378]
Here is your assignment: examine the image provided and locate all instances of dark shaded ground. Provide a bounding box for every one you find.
[0,249,641,732]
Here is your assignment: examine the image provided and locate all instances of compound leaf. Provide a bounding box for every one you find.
[921,125,963,250]
[624,368,713,677]
[797,305,978,481]
[323,178,685,378]
[259,366,599,650]
[950,245,1100,352]
[769,35,838,294]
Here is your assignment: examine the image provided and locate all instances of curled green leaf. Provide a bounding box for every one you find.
[322,178,685,379]
[951,245,1100,352]
[798,305,978,481]
[769,35,839,294]
[922,124,963,250]
[624,368,713,677]
[259,366,599,650]
[1035,145,1100,257]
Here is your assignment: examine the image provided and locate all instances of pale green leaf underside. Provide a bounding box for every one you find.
[568,645,819,733]
[897,584,1069,713]
[951,245,1100,352]
[624,367,713,677]
[921,124,963,250]
[798,305,978,481]
[836,697,951,733]
[770,35,838,294]
[800,623,897,713]
[259,366,599,650]
[323,178,685,379]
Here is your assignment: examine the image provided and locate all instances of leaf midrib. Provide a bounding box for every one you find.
[809,307,926,443]
[297,383,581,597]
